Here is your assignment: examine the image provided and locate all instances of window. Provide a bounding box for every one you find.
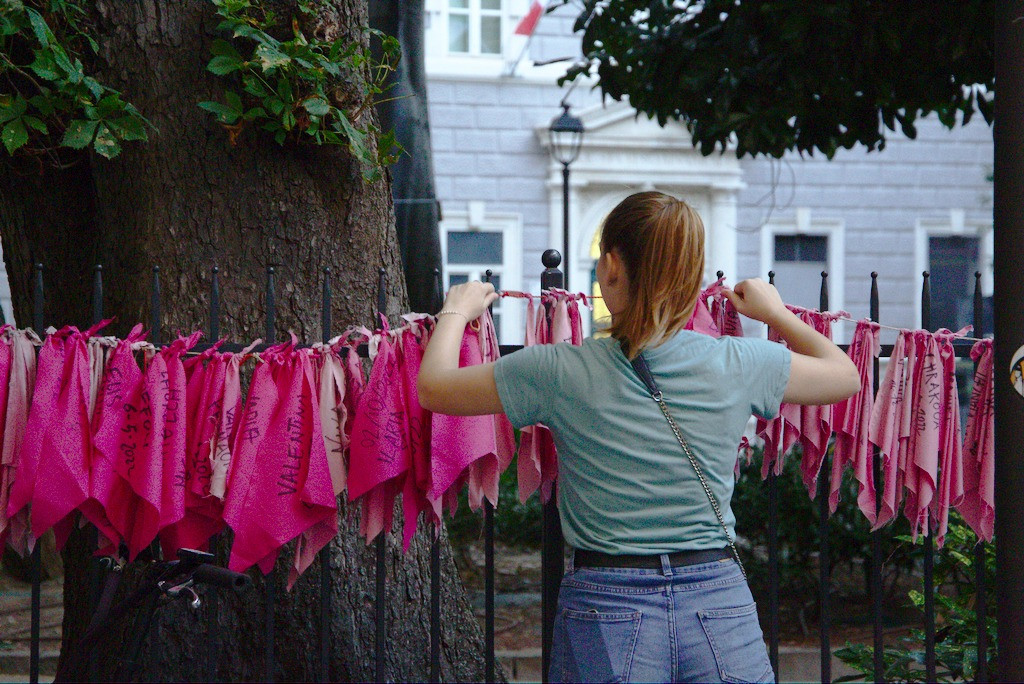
[447,0,503,56]
[760,211,845,316]
[929,236,979,332]
[772,234,829,311]
[916,212,993,333]
[440,209,522,344]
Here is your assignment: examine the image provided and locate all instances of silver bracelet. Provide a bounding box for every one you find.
[436,309,469,322]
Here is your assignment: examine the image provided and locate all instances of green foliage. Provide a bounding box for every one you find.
[557,1,993,158]
[200,0,401,181]
[448,454,544,549]
[835,513,997,682]
[0,0,149,160]
[733,445,915,610]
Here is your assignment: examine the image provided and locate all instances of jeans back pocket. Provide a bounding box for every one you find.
[559,608,642,683]
[697,603,773,683]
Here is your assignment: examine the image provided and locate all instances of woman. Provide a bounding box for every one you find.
[418,191,860,683]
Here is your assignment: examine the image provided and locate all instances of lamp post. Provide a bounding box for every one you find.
[548,103,584,289]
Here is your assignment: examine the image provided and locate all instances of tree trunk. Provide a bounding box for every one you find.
[0,1,490,680]
[369,0,443,314]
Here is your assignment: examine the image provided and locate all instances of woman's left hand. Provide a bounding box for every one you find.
[441,281,499,321]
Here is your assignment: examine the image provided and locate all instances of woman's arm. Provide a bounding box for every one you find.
[723,279,861,405]
[417,281,505,416]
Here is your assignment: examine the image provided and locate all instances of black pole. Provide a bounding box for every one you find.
[540,249,564,684]
[973,270,989,684]
[869,272,884,684]
[263,264,276,684]
[766,270,780,683]
[150,266,161,346]
[29,263,42,684]
[430,268,442,684]
[86,265,105,681]
[818,271,831,684]
[264,576,275,683]
[375,267,387,684]
[482,269,496,684]
[319,267,332,684]
[921,272,936,683]
[994,3,1024,679]
[562,163,570,290]
[210,266,220,341]
[265,266,276,342]
[207,265,222,683]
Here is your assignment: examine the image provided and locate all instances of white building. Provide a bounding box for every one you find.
[424,1,994,344]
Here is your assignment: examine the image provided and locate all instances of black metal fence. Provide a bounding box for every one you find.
[18,250,992,683]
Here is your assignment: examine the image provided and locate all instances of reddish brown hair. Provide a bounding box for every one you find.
[600,191,705,358]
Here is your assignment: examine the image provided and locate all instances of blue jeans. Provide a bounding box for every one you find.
[549,554,775,683]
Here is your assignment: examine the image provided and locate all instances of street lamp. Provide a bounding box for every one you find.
[548,102,584,289]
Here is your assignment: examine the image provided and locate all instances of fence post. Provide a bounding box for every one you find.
[539,249,564,684]
[375,267,387,684]
[264,265,277,684]
[482,269,496,684]
[29,263,43,684]
[766,270,780,683]
[430,268,443,684]
[817,271,831,683]
[973,271,989,683]
[920,272,936,683]
[869,272,884,683]
[206,265,222,684]
[319,267,332,684]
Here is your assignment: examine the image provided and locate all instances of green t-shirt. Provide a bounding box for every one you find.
[494,331,790,555]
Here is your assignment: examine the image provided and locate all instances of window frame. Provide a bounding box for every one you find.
[434,0,508,58]
[759,213,846,315]
[915,212,993,330]
[439,210,523,345]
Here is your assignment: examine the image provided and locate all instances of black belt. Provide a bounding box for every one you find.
[574,547,732,570]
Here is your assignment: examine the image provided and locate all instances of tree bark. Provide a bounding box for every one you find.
[369,0,443,314]
[0,1,490,680]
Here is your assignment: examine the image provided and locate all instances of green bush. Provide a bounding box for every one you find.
[447,453,544,549]
[733,444,915,618]
[835,512,997,682]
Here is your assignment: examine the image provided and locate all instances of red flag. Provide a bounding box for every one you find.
[514,1,543,36]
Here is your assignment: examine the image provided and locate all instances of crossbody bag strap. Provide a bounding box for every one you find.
[628,352,747,579]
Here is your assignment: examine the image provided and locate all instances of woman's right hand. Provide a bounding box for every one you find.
[441,281,499,322]
[722,279,786,326]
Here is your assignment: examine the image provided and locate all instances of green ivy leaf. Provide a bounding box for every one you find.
[95,95,125,119]
[28,51,59,80]
[210,38,243,60]
[22,115,47,134]
[25,8,50,47]
[242,107,267,121]
[266,97,285,116]
[302,96,329,117]
[1,119,28,154]
[61,119,99,149]
[92,124,121,159]
[273,128,286,145]
[224,90,243,113]
[107,116,147,142]
[28,94,54,116]
[50,44,74,77]
[242,75,269,98]
[275,77,292,104]
[0,95,27,123]
[82,76,105,99]
[256,43,291,71]
[198,101,241,124]
[208,55,244,76]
